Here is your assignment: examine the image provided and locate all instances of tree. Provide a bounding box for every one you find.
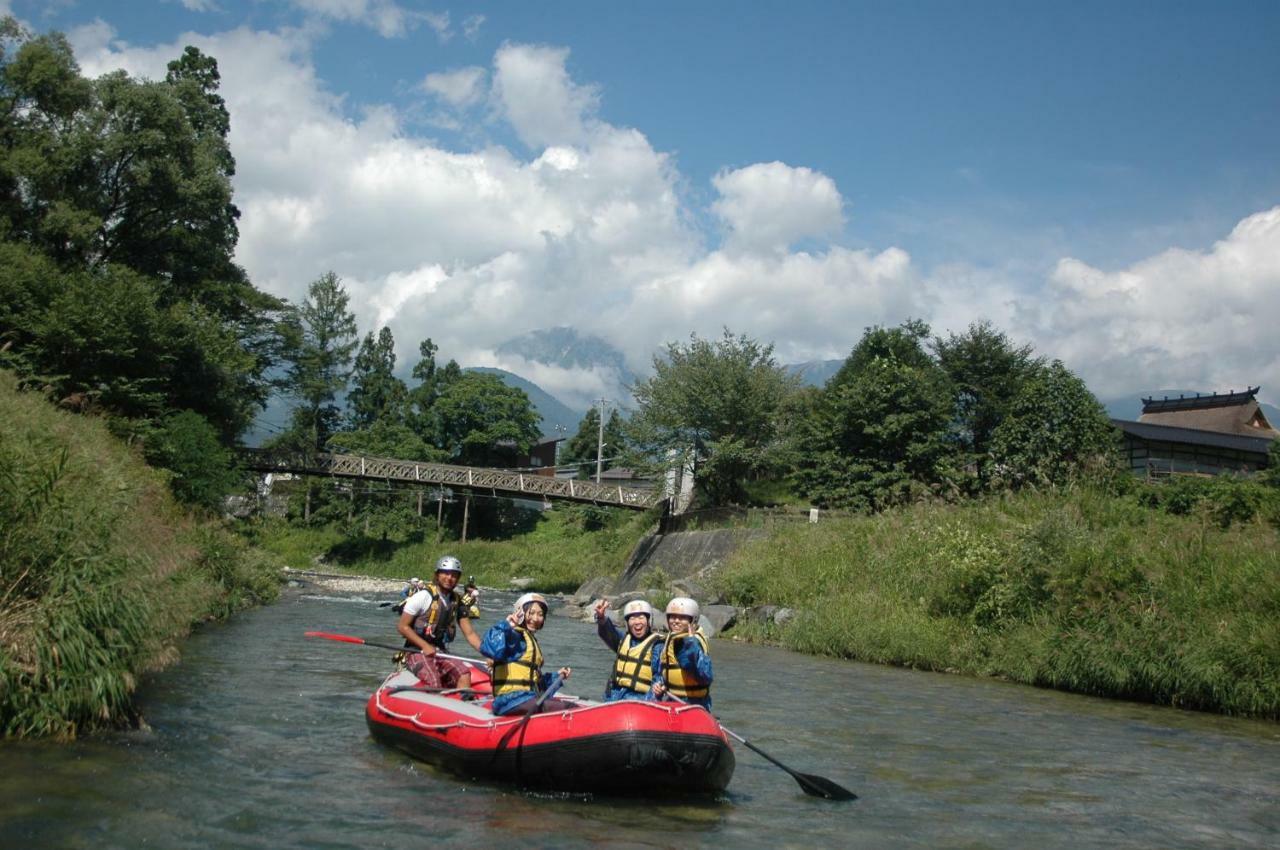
[346,326,406,430]
[794,322,956,510]
[405,337,462,446]
[629,329,799,505]
[283,272,357,452]
[561,406,628,479]
[0,27,285,440]
[143,410,240,509]
[988,360,1119,488]
[934,321,1041,491]
[433,371,541,466]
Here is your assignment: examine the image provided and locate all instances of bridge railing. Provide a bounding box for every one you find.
[240,448,665,511]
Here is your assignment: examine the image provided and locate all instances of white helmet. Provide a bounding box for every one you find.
[665,597,700,620]
[514,592,548,615]
[434,555,462,575]
[410,577,421,586]
[621,600,653,620]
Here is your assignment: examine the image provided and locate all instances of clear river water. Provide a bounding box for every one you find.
[1,586,1277,849]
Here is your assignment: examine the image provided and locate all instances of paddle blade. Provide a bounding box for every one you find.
[794,772,858,801]
[304,631,366,644]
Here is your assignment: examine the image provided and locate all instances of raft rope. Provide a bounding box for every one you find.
[374,677,708,733]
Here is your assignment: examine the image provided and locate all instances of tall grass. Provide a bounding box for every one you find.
[716,488,1280,718]
[0,371,282,739]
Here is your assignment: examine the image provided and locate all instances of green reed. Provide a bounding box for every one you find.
[716,489,1280,718]
[0,372,282,739]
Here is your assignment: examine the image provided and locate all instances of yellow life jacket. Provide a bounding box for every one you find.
[491,625,544,695]
[410,582,461,648]
[660,628,710,699]
[610,632,663,693]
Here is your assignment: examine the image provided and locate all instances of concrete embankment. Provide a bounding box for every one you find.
[559,528,787,637]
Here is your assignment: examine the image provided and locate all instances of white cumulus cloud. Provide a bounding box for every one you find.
[492,43,600,150]
[712,161,845,253]
[1019,206,1280,399]
[64,20,1280,413]
[421,65,486,107]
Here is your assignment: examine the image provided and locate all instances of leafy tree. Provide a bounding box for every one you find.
[432,371,540,466]
[144,410,240,509]
[282,272,357,452]
[560,406,628,479]
[405,337,461,446]
[0,26,285,440]
[794,322,955,510]
[934,321,1041,491]
[346,327,406,430]
[988,360,1119,488]
[629,329,799,505]
[827,318,935,387]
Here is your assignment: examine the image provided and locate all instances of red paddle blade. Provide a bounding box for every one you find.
[304,631,367,644]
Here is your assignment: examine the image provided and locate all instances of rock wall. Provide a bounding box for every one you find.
[565,528,770,635]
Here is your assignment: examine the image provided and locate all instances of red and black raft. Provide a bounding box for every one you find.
[365,658,735,795]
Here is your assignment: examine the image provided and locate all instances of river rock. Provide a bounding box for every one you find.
[572,576,614,604]
[773,607,795,627]
[509,577,536,591]
[745,604,778,625]
[698,604,739,638]
[559,603,584,621]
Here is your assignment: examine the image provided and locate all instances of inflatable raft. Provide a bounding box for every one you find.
[365,659,735,795]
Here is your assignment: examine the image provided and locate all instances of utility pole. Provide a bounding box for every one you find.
[595,397,608,483]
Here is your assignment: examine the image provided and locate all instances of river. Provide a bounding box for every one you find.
[1,586,1277,849]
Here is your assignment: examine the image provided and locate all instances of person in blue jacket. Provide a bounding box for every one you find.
[594,598,665,701]
[650,597,713,709]
[480,592,573,716]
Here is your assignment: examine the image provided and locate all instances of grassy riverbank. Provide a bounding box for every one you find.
[0,372,282,739]
[241,504,655,594]
[716,486,1280,718]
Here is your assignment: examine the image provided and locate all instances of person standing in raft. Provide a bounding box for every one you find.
[650,597,713,709]
[594,599,664,701]
[397,556,482,690]
[480,592,574,715]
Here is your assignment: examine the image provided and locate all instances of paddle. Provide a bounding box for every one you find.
[304,630,409,653]
[720,726,857,801]
[494,673,566,751]
[304,630,488,678]
[663,693,856,801]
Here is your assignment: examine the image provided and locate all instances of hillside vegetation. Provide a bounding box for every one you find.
[717,486,1280,718]
[244,503,656,594]
[0,372,281,739]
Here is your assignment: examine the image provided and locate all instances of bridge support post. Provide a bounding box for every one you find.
[461,494,471,543]
[436,490,444,542]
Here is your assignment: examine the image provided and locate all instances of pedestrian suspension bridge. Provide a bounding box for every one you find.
[240,448,667,511]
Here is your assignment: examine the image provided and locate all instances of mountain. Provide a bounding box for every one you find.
[468,367,583,438]
[786,359,843,388]
[496,326,633,378]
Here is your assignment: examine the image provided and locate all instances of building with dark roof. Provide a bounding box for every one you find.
[1112,386,1277,477]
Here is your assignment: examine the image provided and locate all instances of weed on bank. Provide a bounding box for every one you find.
[0,372,281,739]
[717,488,1280,718]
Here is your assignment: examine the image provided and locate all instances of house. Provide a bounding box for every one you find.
[1112,386,1278,477]
[495,436,565,476]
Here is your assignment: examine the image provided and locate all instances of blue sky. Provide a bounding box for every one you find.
[7,0,1280,409]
